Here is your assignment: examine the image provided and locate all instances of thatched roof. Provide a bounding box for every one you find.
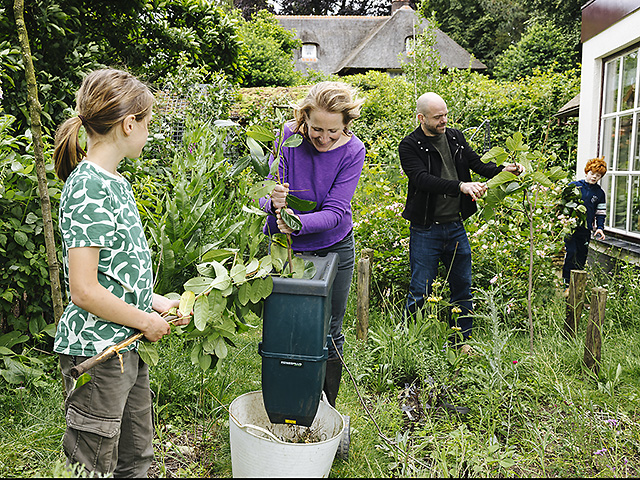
[276,5,485,75]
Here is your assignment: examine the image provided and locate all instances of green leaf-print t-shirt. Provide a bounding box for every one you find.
[54,160,154,357]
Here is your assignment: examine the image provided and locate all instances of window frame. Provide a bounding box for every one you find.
[599,43,640,237]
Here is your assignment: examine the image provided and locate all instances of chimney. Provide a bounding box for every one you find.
[392,0,411,14]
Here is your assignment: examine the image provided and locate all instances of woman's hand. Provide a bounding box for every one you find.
[276,207,300,235]
[271,182,289,210]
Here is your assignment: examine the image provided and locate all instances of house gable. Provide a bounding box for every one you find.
[276,6,485,76]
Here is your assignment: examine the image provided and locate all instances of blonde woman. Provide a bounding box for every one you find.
[260,81,366,408]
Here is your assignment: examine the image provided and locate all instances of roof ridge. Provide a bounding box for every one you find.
[274,15,389,20]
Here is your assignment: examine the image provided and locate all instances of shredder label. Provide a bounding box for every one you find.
[280,360,303,367]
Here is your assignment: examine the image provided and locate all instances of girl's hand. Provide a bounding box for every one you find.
[142,311,171,342]
[276,207,299,235]
[152,293,191,326]
[271,183,289,210]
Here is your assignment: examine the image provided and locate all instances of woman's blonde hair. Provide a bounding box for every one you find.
[584,156,607,176]
[292,81,365,136]
[53,68,154,181]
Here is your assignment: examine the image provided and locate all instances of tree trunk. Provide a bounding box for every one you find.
[13,0,64,325]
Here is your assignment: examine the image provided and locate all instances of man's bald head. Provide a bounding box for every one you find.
[416,92,447,117]
[416,92,448,136]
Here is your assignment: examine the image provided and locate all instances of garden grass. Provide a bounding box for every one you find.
[1,282,640,477]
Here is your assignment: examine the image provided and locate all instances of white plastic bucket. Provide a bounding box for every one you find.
[229,390,345,478]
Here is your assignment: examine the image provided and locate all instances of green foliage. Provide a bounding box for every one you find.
[238,10,302,87]
[0,0,243,132]
[347,71,415,165]
[132,0,243,84]
[420,0,529,72]
[0,114,59,345]
[493,21,579,81]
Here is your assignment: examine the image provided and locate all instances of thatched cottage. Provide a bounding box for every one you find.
[276,0,485,76]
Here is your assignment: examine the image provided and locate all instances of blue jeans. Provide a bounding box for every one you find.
[300,232,355,359]
[563,228,590,285]
[405,221,473,339]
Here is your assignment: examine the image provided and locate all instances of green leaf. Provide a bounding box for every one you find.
[247,136,265,160]
[0,346,13,356]
[291,255,306,278]
[138,341,160,366]
[531,171,552,187]
[230,263,247,285]
[282,133,303,148]
[250,276,273,303]
[198,352,212,370]
[194,294,210,331]
[286,194,316,212]
[246,124,276,143]
[190,343,202,365]
[303,261,317,280]
[228,155,251,177]
[200,249,235,264]
[281,208,302,230]
[248,180,277,201]
[183,278,213,296]
[203,333,220,353]
[271,242,289,271]
[214,337,228,359]
[14,231,27,247]
[505,181,521,194]
[486,171,517,188]
[74,373,92,390]
[238,282,250,306]
[481,146,508,165]
[179,291,196,316]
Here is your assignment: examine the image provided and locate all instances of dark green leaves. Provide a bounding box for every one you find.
[286,194,316,212]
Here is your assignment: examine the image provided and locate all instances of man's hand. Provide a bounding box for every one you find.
[460,181,488,201]
[594,228,605,241]
[504,163,525,175]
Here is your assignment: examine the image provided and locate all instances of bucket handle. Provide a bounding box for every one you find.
[241,423,288,444]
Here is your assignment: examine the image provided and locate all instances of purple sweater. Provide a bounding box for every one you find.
[259,123,366,251]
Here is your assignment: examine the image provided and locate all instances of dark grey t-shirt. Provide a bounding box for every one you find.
[430,133,460,222]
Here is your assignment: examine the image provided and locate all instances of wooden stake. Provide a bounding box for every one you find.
[564,269,587,336]
[356,249,373,342]
[584,287,607,376]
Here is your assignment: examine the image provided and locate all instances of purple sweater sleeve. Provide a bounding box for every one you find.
[259,123,365,251]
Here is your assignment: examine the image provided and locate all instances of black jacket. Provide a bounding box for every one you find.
[399,126,503,226]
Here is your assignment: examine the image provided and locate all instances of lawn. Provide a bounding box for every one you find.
[1,262,639,478]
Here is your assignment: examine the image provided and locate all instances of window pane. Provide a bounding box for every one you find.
[602,117,616,169]
[622,51,638,110]
[604,58,620,114]
[613,175,629,229]
[617,114,633,171]
[632,176,640,233]
[635,114,640,171]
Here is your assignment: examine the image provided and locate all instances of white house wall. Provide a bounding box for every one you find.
[578,9,640,175]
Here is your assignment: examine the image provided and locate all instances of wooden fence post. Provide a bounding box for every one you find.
[356,249,374,342]
[564,269,587,336]
[583,287,608,376]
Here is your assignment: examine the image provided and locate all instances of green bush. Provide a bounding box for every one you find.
[0,114,59,344]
